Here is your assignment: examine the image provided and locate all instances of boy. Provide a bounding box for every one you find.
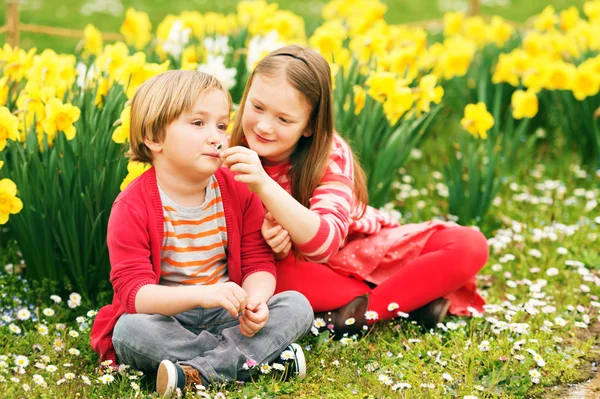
[90,70,313,397]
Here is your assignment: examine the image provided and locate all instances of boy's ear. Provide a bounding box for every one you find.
[143,136,163,153]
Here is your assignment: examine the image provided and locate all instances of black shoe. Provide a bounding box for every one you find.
[409,298,450,330]
[278,343,306,380]
[314,294,369,338]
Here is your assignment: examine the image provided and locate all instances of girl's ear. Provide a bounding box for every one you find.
[302,126,313,138]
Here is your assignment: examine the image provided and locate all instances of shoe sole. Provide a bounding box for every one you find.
[157,360,176,398]
[291,343,306,378]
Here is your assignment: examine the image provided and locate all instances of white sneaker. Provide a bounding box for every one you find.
[279,343,306,379]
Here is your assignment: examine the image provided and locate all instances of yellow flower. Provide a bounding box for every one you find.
[0,44,36,82]
[349,31,389,64]
[269,10,306,42]
[120,161,151,191]
[383,82,413,125]
[0,178,23,225]
[309,20,346,60]
[416,74,444,114]
[534,6,558,32]
[438,36,476,80]
[120,8,152,50]
[382,44,419,81]
[543,61,576,90]
[353,85,366,115]
[489,16,515,48]
[560,7,580,32]
[95,42,130,76]
[112,105,131,144]
[584,0,600,24]
[83,24,103,56]
[492,53,520,87]
[461,102,494,140]
[16,81,56,137]
[463,16,488,48]
[572,64,600,100]
[443,11,465,37]
[42,98,81,144]
[511,90,538,119]
[365,71,396,103]
[94,77,111,108]
[27,50,76,98]
[0,106,19,151]
[0,77,8,106]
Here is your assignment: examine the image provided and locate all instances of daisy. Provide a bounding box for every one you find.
[280,351,295,361]
[364,310,379,321]
[43,308,55,317]
[378,374,393,385]
[16,308,31,320]
[387,302,399,311]
[99,374,114,384]
[14,355,29,368]
[259,364,271,374]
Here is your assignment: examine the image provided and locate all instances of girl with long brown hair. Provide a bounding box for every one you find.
[221,45,489,335]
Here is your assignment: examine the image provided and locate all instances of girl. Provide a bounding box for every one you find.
[221,45,489,335]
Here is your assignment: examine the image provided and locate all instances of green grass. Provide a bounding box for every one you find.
[0,129,599,398]
[0,0,589,54]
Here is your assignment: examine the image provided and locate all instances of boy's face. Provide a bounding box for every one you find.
[150,89,230,181]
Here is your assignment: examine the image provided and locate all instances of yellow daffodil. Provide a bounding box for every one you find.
[416,74,444,114]
[443,11,465,37]
[365,71,396,103]
[572,64,600,100]
[120,8,152,50]
[83,24,103,56]
[353,85,366,115]
[16,81,56,137]
[438,36,476,80]
[534,6,558,32]
[112,105,131,144]
[0,44,36,82]
[492,53,520,87]
[383,44,419,81]
[461,102,494,140]
[120,161,151,191]
[0,178,23,224]
[511,90,538,119]
[42,98,81,144]
[0,77,8,106]
[309,20,347,60]
[94,77,111,108]
[543,61,576,90]
[95,42,130,76]
[489,16,515,48]
[383,82,413,125]
[584,0,600,25]
[463,16,489,48]
[0,106,19,151]
[560,7,580,32]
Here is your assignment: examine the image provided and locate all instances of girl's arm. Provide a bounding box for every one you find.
[222,147,353,262]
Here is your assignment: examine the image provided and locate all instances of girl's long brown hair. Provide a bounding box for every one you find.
[230,45,368,216]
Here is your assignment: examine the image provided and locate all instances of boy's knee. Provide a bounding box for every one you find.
[272,291,313,330]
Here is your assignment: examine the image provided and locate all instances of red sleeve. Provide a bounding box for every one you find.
[239,190,277,282]
[107,199,156,315]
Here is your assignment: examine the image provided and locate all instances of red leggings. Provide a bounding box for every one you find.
[274,226,489,321]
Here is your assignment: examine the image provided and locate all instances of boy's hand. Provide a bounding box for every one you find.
[239,300,269,337]
[197,282,247,317]
[261,212,292,256]
[220,146,270,195]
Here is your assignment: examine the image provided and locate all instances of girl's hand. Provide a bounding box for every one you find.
[221,146,270,194]
[262,212,292,257]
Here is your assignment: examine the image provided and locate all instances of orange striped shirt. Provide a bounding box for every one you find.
[159,176,229,286]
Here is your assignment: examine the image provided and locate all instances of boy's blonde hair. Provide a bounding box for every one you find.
[129,70,232,163]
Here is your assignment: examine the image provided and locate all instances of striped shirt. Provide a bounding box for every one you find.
[263,133,398,263]
[159,175,229,286]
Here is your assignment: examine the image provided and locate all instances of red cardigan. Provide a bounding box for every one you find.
[90,167,276,364]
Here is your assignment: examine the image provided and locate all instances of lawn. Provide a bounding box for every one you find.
[1,127,599,398]
[0,0,589,53]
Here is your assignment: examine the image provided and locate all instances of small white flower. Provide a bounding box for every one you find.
[50,295,62,304]
[17,308,31,320]
[378,374,393,385]
[43,308,55,317]
[397,311,409,318]
[387,302,399,311]
[580,284,590,293]
[14,355,29,368]
[37,324,49,335]
[528,249,542,258]
[557,247,568,255]
[313,318,326,328]
[272,363,285,371]
[392,382,412,391]
[259,364,271,374]
[69,330,80,338]
[280,350,295,361]
[68,348,80,356]
[98,374,114,384]
[32,374,45,385]
[46,365,57,372]
[64,372,76,380]
[442,373,453,382]
[546,268,559,276]
[9,324,22,334]
[478,341,490,352]
[365,310,379,321]
[344,317,356,326]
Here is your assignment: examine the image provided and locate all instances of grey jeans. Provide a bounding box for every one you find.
[112,291,313,383]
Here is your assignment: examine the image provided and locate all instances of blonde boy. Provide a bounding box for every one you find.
[90,70,312,397]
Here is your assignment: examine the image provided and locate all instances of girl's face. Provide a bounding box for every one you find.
[242,73,312,164]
